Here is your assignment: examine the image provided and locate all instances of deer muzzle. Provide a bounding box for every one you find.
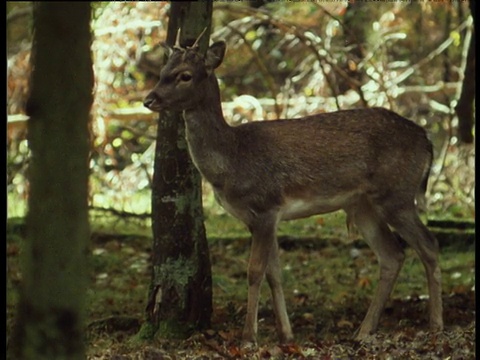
[143,92,163,112]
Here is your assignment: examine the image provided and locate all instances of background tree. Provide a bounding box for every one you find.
[455,0,475,144]
[341,1,368,102]
[9,2,93,360]
[141,2,213,339]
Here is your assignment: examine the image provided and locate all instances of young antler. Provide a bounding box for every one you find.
[172,27,207,51]
[190,27,207,49]
[173,28,182,50]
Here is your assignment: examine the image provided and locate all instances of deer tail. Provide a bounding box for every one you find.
[416,142,433,212]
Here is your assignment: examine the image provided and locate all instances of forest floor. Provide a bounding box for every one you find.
[7,211,475,359]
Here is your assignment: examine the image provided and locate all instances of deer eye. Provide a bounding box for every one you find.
[178,72,193,82]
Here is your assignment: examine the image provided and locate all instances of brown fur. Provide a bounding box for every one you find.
[144,41,443,345]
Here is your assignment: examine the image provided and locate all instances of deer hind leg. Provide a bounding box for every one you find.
[347,198,406,340]
[265,240,293,343]
[242,212,282,345]
[381,204,443,332]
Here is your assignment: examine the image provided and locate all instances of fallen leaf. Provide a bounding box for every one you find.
[357,277,371,288]
[279,343,304,357]
[337,319,354,329]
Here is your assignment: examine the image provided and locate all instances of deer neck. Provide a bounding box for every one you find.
[183,74,229,132]
[182,75,234,185]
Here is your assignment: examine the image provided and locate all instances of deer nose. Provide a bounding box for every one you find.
[143,94,156,109]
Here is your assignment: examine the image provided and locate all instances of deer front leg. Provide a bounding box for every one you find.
[242,213,279,346]
[266,241,293,343]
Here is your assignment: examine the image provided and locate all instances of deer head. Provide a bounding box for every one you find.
[144,29,226,112]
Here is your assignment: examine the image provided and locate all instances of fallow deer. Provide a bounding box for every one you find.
[144,29,443,345]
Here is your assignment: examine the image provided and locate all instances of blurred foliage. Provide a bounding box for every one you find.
[7,1,474,221]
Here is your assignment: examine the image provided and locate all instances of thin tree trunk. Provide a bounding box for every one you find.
[342,2,368,107]
[455,1,475,144]
[10,3,93,359]
[141,2,213,339]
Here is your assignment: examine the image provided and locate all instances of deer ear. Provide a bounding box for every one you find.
[205,41,226,74]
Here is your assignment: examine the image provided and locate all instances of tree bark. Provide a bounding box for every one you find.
[141,2,213,339]
[10,3,93,360]
[455,1,475,144]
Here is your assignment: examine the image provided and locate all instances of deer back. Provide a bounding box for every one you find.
[144,41,433,223]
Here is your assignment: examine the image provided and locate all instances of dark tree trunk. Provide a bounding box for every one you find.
[455,1,475,144]
[250,0,270,8]
[141,2,213,339]
[342,2,368,107]
[9,3,93,359]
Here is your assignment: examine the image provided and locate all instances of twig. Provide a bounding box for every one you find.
[428,111,455,202]
[226,24,282,119]
[89,205,150,219]
[7,6,32,23]
[93,20,162,37]
[393,17,472,86]
[215,4,369,109]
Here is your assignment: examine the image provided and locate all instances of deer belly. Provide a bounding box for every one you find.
[213,189,253,223]
[280,193,357,221]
